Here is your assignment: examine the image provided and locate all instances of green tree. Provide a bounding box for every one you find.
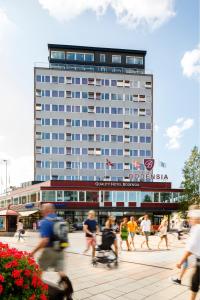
[181,146,200,208]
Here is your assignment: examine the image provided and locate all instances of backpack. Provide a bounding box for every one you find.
[47,217,69,251]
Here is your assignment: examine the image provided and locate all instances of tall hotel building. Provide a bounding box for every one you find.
[34,44,153,182]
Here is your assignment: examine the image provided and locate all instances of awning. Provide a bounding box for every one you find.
[19,210,39,217]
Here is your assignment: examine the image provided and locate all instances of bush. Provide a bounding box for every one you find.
[0,242,48,300]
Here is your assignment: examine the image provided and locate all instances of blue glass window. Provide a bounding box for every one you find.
[85,54,94,62]
[45,90,50,97]
[82,78,87,84]
[96,107,101,114]
[44,104,50,111]
[82,134,87,141]
[82,92,87,99]
[36,75,41,82]
[52,133,58,140]
[59,91,64,97]
[52,105,58,111]
[105,107,109,114]
[118,149,123,155]
[140,123,145,129]
[75,92,80,98]
[82,120,88,126]
[111,149,117,155]
[59,105,64,111]
[75,78,80,84]
[140,150,145,156]
[105,93,109,100]
[111,135,117,142]
[52,119,58,125]
[67,53,75,60]
[66,105,71,112]
[96,121,101,128]
[96,163,101,169]
[140,136,145,143]
[111,80,117,86]
[146,123,151,129]
[89,162,94,169]
[45,76,50,82]
[146,150,151,156]
[105,80,109,86]
[76,53,84,61]
[82,148,88,155]
[44,119,50,125]
[52,76,58,83]
[59,133,64,140]
[117,163,123,170]
[74,134,80,140]
[118,136,123,142]
[146,137,151,143]
[111,122,117,128]
[111,108,117,114]
[118,122,123,128]
[133,122,138,129]
[52,147,58,154]
[89,120,94,127]
[59,148,64,154]
[82,162,87,169]
[59,119,64,125]
[59,77,64,83]
[105,121,109,128]
[52,90,58,97]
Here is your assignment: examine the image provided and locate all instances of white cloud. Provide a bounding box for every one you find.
[165,118,194,150]
[0,154,33,190]
[181,45,200,78]
[154,123,159,132]
[38,0,176,30]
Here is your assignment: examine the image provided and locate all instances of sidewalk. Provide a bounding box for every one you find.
[0,232,197,299]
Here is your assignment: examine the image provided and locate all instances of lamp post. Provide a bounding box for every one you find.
[2,160,8,195]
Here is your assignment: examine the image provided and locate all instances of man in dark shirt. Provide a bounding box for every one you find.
[83,210,99,260]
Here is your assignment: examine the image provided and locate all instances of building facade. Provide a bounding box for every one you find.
[0,180,183,228]
[34,44,153,181]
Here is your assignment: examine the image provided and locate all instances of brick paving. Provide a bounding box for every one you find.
[0,232,199,299]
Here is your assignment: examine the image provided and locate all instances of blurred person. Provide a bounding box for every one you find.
[17,219,25,241]
[120,217,130,251]
[105,216,118,257]
[158,217,169,250]
[140,214,152,250]
[83,210,99,260]
[175,205,200,300]
[127,216,138,250]
[30,203,73,300]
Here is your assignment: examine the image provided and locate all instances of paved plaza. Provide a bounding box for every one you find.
[0,232,198,300]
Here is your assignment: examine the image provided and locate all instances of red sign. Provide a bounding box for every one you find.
[144,159,155,171]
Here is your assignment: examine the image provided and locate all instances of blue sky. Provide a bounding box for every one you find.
[0,0,199,189]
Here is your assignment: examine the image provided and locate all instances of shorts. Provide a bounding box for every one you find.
[191,263,200,293]
[38,247,64,272]
[86,237,96,247]
[143,231,150,240]
[129,232,135,238]
[183,259,189,269]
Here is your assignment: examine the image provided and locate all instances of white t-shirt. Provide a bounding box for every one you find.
[186,224,200,258]
[140,219,151,232]
[17,222,23,230]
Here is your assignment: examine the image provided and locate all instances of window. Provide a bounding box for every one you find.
[52,90,58,97]
[52,76,58,83]
[59,91,64,97]
[52,105,58,111]
[146,137,151,143]
[111,80,117,86]
[66,91,72,98]
[85,53,94,61]
[59,76,64,83]
[134,56,143,65]
[100,54,106,62]
[66,52,76,60]
[75,78,80,84]
[82,78,87,84]
[51,51,65,60]
[66,77,72,84]
[126,56,134,64]
[140,136,145,143]
[112,55,121,63]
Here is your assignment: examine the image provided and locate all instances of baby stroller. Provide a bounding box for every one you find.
[93,229,118,268]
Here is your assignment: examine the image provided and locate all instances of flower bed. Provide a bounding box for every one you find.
[0,242,48,299]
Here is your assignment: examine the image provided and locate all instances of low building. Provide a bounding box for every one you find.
[0,180,183,228]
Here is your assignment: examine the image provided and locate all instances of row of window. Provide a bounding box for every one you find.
[36,75,151,89]
[36,160,146,171]
[38,105,149,116]
[37,146,151,157]
[50,63,145,75]
[36,90,150,102]
[38,118,151,129]
[50,50,144,65]
[35,175,128,182]
[36,131,152,142]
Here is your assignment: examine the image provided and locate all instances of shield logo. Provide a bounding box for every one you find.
[144,159,155,171]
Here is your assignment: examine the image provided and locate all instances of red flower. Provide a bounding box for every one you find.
[24,269,31,277]
[40,294,48,300]
[14,277,24,287]
[0,274,4,282]
[24,284,29,289]
[0,284,3,294]
[12,269,22,278]
[29,294,36,300]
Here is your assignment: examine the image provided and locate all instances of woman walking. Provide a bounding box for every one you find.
[158,217,169,250]
[120,217,130,251]
[105,216,118,257]
[127,216,138,250]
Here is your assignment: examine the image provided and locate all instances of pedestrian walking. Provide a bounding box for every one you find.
[17,220,25,241]
[140,214,152,250]
[120,217,130,251]
[175,205,200,300]
[83,210,99,261]
[171,259,189,285]
[105,216,118,257]
[127,216,138,250]
[30,203,73,300]
[158,217,169,250]
[176,217,184,240]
